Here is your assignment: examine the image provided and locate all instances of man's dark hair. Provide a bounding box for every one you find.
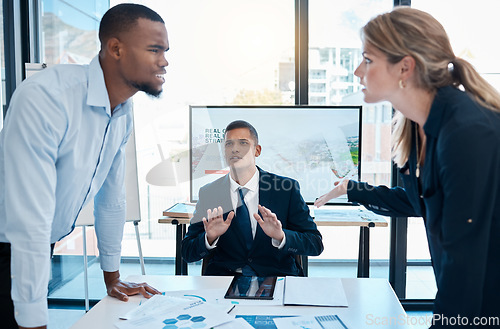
[99,3,164,45]
[225,120,259,144]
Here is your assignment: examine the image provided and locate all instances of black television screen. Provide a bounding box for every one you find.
[189,105,362,204]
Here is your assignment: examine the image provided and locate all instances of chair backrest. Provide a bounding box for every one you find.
[201,253,214,275]
[295,254,304,275]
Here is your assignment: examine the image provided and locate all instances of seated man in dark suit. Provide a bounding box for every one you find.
[181,120,323,276]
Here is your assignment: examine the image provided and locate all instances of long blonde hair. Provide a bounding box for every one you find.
[361,7,500,166]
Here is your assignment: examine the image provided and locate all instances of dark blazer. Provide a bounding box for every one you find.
[348,86,500,327]
[181,167,323,276]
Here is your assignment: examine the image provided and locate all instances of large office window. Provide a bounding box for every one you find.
[42,0,296,300]
[115,0,397,279]
[111,1,398,275]
[308,0,393,274]
[110,0,295,264]
[40,0,106,64]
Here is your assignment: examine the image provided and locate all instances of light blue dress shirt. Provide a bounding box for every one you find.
[0,56,133,327]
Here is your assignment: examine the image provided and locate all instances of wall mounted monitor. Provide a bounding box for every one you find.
[189,105,362,205]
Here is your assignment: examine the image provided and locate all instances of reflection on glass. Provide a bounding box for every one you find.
[330,159,355,180]
[41,0,107,64]
[307,0,393,284]
[108,0,295,260]
[308,0,392,186]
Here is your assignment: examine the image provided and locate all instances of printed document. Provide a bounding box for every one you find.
[284,277,348,307]
[114,296,234,329]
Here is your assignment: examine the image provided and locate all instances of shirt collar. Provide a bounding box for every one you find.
[87,55,132,118]
[229,168,260,193]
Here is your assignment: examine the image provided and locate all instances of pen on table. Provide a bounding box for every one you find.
[227,305,236,314]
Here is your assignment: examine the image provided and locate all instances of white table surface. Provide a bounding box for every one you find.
[70,275,412,329]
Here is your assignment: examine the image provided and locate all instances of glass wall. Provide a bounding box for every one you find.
[110,0,296,264]
[110,0,396,279]
[40,0,107,64]
[411,0,500,90]
[308,0,393,274]
[108,0,398,279]
[46,0,295,300]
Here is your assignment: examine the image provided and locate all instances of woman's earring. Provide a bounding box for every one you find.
[399,80,406,89]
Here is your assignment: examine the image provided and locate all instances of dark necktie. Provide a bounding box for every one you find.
[236,187,253,250]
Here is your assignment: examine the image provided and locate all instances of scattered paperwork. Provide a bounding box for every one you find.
[114,295,234,329]
[114,277,349,329]
[119,295,190,320]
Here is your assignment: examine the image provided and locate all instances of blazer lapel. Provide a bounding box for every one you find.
[220,174,235,219]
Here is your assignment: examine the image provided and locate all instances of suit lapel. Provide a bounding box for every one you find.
[220,175,235,219]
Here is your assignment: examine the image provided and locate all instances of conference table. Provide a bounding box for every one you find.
[70,275,411,329]
[158,205,388,277]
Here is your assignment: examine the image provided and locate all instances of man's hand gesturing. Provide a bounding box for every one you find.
[203,206,234,245]
[254,205,285,242]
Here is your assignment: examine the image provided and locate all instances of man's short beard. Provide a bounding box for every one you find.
[131,82,162,98]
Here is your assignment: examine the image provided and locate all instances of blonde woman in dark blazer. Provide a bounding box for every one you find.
[316,7,500,328]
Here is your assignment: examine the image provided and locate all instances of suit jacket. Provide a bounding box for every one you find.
[181,167,323,276]
[348,86,500,326]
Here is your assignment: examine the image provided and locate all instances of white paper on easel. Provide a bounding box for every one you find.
[284,277,348,307]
